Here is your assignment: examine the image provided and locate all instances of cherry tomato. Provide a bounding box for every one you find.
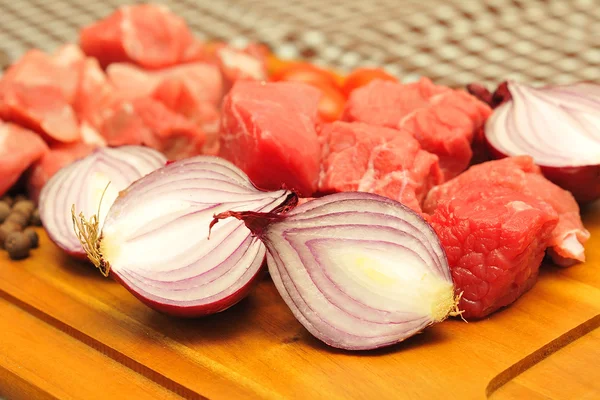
[266,54,296,77]
[316,84,346,122]
[342,68,398,97]
[272,62,340,89]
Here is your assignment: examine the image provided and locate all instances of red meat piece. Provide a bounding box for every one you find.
[220,81,321,196]
[343,78,449,125]
[73,58,115,123]
[27,142,97,203]
[73,58,146,147]
[0,82,80,143]
[107,62,222,105]
[132,97,206,161]
[93,102,148,148]
[2,45,85,104]
[342,78,492,180]
[79,4,196,69]
[74,59,207,160]
[107,61,222,137]
[429,184,558,319]
[424,156,590,266]
[0,122,49,197]
[152,79,220,155]
[318,121,442,213]
[150,77,221,145]
[215,43,268,89]
[0,45,84,144]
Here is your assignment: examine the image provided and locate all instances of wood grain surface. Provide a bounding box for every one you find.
[1,202,600,399]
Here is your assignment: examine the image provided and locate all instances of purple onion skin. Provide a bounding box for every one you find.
[110,267,267,318]
[540,165,600,205]
[485,133,600,204]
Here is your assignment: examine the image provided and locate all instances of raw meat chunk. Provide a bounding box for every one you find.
[132,98,206,161]
[27,142,96,203]
[525,174,590,266]
[73,58,145,147]
[214,43,268,87]
[107,62,222,106]
[0,82,80,143]
[0,122,49,196]
[0,45,85,143]
[2,45,85,104]
[424,157,539,211]
[342,78,450,126]
[92,101,147,148]
[151,79,221,154]
[424,156,590,266]
[74,59,207,160]
[343,78,492,180]
[429,184,558,319]
[220,81,321,196]
[73,58,118,122]
[107,61,222,136]
[318,121,442,212]
[79,4,196,69]
[401,91,491,180]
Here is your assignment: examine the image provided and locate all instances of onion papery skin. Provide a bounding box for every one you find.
[484,81,600,203]
[97,156,296,317]
[255,192,456,350]
[39,146,167,258]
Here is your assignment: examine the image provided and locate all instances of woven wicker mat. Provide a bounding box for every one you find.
[0,0,598,87]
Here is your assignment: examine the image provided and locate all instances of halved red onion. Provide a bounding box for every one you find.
[72,155,296,317]
[485,81,600,203]
[212,192,460,350]
[39,146,167,259]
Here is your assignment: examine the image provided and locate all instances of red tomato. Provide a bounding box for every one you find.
[266,55,296,77]
[272,63,340,89]
[342,68,398,97]
[316,84,346,122]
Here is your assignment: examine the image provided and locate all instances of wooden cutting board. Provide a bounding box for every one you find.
[1,203,600,400]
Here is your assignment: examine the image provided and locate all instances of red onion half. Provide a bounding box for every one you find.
[485,81,600,203]
[39,146,167,259]
[73,156,296,317]
[213,192,460,350]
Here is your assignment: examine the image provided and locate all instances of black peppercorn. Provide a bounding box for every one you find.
[0,224,14,249]
[23,227,39,249]
[0,196,13,207]
[13,200,34,219]
[5,231,31,260]
[30,208,42,226]
[0,201,10,223]
[0,221,22,248]
[5,212,29,228]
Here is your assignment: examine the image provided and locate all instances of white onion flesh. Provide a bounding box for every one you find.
[39,146,167,257]
[485,81,600,167]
